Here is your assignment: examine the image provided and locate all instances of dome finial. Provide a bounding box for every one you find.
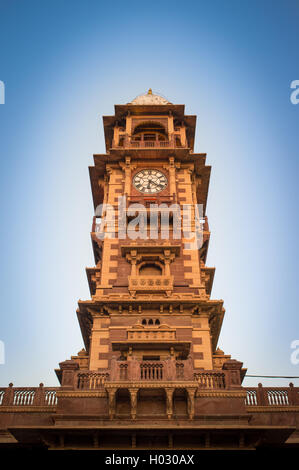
[147,88,152,95]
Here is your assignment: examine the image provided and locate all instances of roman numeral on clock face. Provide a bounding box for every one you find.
[133,169,168,194]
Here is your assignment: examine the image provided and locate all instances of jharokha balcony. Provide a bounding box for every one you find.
[112,134,187,149]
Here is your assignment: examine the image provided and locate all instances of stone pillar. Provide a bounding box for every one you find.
[256,383,267,405]
[168,157,176,198]
[34,383,45,406]
[109,356,118,381]
[222,360,243,389]
[165,388,174,419]
[129,388,138,420]
[120,156,131,197]
[59,360,79,389]
[107,388,117,419]
[2,383,14,406]
[288,382,299,405]
[187,388,196,419]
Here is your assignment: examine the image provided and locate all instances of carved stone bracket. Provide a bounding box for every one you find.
[165,388,174,419]
[129,388,139,420]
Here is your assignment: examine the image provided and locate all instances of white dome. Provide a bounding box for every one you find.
[129,89,171,105]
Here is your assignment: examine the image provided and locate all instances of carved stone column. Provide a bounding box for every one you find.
[187,388,196,420]
[165,388,174,419]
[120,156,131,197]
[107,388,117,419]
[167,157,176,198]
[129,388,138,420]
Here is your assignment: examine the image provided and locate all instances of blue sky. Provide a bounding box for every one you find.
[0,0,298,387]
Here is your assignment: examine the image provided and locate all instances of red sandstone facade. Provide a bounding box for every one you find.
[0,91,298,450]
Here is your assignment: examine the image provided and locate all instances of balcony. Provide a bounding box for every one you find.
[110,359,194,382]
[113,134,187,150]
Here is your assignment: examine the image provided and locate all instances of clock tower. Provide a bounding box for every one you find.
[56,89,247,428]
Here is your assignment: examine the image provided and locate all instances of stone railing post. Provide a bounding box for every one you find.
[129,358,140,381]
[164,359,176,381]
[59,360,79,389]
[109,356,119,381]
[257,383,267,406]
[184,357,194,381]
[2,383,14,405]
[222,360,243,389]
[288,383,298,405]
[34,383,46,405]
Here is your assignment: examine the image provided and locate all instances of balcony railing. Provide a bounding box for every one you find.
[140,362,164,380]
[194,371,226,389]
[77,372,109,389]
[0,381,298,407]
[0,384,59,406]
[111,359,194,382]
[245,383,299,406]
[113,135,187,149]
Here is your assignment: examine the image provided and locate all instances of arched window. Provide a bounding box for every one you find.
[142,319,147,325]
[139,263,162,276]
[148,319,154,325]
[155,319,160,325]
[132,122,167,142]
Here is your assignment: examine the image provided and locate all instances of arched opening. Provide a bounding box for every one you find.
[139,263,162,276]
[115,389,131,418]
[173,389,188,418]
[132,122,167,142]
[155,319,160,325]
[148,319,154,325]
[142,319,147,325]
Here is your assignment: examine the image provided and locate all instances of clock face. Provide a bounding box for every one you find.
[133,169,168,194]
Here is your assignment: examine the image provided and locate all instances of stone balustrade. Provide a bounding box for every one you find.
[1,380,298,408]
[245,383,299,406]
[0,384,59,406]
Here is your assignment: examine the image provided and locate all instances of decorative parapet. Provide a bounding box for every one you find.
[194,371,227,389]
[76,371,109,389]
[127,327,176,341]
[128,275,174,296]
[0,383,58,407]
[109,357,194,382]
[245,383,299,407]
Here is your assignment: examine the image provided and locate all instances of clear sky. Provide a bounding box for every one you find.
[0,0,298,387]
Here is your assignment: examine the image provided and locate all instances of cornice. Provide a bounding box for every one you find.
[246,406,299,413]
[57,391,107,398]
[0,406,56,413]
[105,382,198,389]
[196,391,247,398]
